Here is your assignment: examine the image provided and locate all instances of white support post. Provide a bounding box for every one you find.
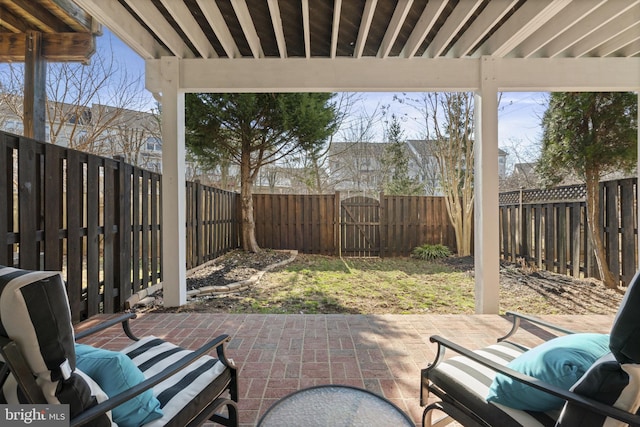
[474,56,500,314]
[159,57,187,307]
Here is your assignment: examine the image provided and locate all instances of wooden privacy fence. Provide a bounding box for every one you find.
[499,179,638,287]
[186,181,239,269]
[1,132,239,320]
[253,193,338,255]
[252,192,456,257]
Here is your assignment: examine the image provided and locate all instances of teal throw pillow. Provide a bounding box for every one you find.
[75,344,163,427]
[486,333,610,411]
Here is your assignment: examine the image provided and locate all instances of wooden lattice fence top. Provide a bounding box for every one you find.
[499,184,586,206]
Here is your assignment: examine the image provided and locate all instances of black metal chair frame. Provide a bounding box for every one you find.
[420,311,640,427]
[0,312,239,427]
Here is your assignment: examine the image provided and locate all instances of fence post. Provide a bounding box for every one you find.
[335,191,341,257]
[18,137,38,269]
[114,155,132,311]
[195,180,203,266]
[379,191,385,258]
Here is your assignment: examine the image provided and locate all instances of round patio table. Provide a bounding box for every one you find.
[257,384,414,427]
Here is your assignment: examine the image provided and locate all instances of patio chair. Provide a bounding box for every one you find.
[0,266,238,427]
[421,270,640,427]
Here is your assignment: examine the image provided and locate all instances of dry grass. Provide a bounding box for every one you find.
[158,254,623,315]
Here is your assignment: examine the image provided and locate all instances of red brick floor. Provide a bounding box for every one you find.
[75,313,614,426]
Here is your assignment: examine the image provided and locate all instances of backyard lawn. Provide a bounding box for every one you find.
[161,252,623,315]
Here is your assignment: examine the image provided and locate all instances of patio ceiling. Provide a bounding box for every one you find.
[70,0,640,93]
[0,0,98,62]
[66,1,640,312]
[71,0,640,61]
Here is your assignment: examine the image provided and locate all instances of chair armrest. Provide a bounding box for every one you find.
[70,334,232,427]
[426,335,640,425]
[74,313,139,341]
[0,336,46,403]
[497,311,577,342]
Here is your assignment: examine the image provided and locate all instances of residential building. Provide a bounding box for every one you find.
[329,140,508,196]
[0,95,164,172]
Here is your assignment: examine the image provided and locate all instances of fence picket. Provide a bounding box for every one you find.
[5,129,638,321]
[500,180,638,286]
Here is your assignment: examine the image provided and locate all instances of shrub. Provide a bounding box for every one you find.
[411,244,451,261]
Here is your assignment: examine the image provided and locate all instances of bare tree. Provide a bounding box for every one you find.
[498,136,541,190]
[0,45,153,164]
[398,92,475,255]
[327,101,387,194]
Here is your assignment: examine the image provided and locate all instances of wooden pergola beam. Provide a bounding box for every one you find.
[45,0,95,32]
[0,32,95,62]
[0,8,29,32]
[3,0,69,33]
[23,31,46,141]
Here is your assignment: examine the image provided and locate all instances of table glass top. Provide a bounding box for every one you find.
[258,385,413,426]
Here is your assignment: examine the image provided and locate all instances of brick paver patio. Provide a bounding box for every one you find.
[76,313,614,426]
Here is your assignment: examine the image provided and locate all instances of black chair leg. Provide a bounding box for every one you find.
[423,400,487,427]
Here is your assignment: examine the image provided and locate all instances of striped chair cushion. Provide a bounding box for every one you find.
[0,266,111,426]
[121,336,231,427]
[556,353,640,427]
[427,341,562,427]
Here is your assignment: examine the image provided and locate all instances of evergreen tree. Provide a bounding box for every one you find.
[538,92,637,288]
[382,115,423,195]
[186,93,338,252]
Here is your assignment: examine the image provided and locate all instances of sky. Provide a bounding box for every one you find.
[101,30,550,168]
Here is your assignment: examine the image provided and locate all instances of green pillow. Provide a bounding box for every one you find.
[75,344,163,427]
[486,333,610,411]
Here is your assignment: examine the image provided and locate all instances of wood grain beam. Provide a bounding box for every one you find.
[2,0,70,33]
[24,31,46,141]
[0,8,29,32]
[0,32,95,62]
[45,0,94,32]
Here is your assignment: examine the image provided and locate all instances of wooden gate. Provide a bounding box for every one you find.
[340,196,380,257]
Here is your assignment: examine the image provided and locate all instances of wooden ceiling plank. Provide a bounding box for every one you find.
[401,0,447,58]
[266,0,286,58]
[592,24,640,57]
[378,0,413,58]
[231,0,264,58]
[302,0,310,58]
[516,0,606,58]
[0,8,29,32]
[424,0,483,58]
[542,0,639,58]
[73,0,168,59]
[46,0,93,31]
[567,13,640,57]
[0,32,95,62]
[4,0,67,33]
[330,0,342,58]
[447,0,518,58]
[158,0,216,58]
[124,0,194,58]
[614,39,640,57]
[197,0,241,58]
[479,0,572,57]
[353,0,377,58]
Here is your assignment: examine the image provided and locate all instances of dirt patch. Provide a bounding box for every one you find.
[186,250,291,290]
[149,252,624,315]
[438,255,623,314]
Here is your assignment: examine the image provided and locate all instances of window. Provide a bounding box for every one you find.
[146,137,162,151]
